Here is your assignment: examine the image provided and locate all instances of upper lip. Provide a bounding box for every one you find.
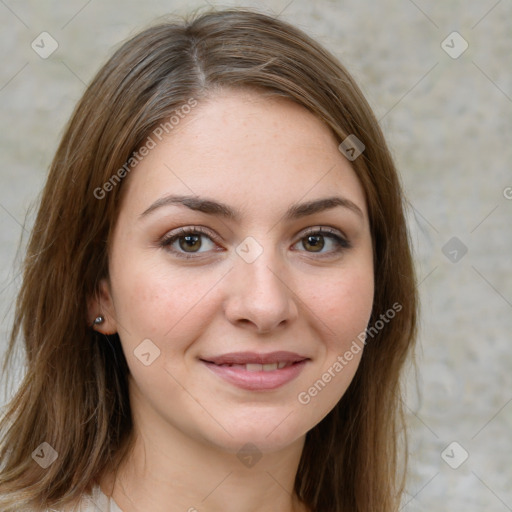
[201,351,309,365]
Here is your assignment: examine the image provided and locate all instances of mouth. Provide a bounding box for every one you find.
[208,361,295,371]
[200,351,310,391]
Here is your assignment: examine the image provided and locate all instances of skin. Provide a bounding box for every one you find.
[89,88,374,512]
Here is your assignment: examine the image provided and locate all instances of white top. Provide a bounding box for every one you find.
[44,485,124,512]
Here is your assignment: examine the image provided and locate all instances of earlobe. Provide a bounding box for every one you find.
[87,278,118,335]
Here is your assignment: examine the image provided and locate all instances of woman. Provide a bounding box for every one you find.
[0,8,417,512]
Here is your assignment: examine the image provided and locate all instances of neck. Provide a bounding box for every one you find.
[99,383,310,512]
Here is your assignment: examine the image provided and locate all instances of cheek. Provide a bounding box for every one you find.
[310,266,374,348]
[111,259,221,349]
[296,269,373,414]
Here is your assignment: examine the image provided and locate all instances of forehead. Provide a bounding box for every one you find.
[119,89,368,220]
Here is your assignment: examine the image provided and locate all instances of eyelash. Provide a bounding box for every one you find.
[159,225,351,260]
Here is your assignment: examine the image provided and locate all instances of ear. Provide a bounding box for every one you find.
[87,277,118,335]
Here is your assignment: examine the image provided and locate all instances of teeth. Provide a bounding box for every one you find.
[246,363,263,372]
[218,362,291,371]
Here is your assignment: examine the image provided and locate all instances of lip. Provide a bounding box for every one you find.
[202,351,308,365]
[200,351,309,391]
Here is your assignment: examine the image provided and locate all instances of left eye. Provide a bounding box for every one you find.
[297,231,348,253]
[292,229,350,255]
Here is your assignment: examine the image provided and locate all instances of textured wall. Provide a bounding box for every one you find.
[1,1,511,510]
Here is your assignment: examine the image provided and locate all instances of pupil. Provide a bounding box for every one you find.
[305,235,324,252]
[180,235,201,251]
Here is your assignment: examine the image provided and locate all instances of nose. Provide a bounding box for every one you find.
[223,249,299,334]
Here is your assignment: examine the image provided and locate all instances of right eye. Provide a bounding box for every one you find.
[159,226,222,259]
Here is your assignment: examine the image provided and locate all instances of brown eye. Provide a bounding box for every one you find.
[160,227,219,259]
[293,228,351,257]
[179,234,202,252]
[302,234,325,252]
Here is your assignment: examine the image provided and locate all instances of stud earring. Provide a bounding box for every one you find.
[93,315,105,326]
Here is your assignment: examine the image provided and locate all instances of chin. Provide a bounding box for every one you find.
[199,411,310,455]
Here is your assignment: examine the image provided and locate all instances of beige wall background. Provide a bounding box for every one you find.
[1,0,511,510]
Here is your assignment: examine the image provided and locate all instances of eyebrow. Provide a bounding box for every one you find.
[139,194,364,221]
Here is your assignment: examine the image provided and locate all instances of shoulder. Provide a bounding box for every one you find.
[3,484,120,512]
[26,484,115,512]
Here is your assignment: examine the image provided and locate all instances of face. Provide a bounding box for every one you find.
[91,89,374,455]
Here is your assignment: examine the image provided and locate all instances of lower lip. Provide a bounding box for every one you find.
[202,360,308,391]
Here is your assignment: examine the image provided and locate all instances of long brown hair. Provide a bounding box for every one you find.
[0,8,417,511]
